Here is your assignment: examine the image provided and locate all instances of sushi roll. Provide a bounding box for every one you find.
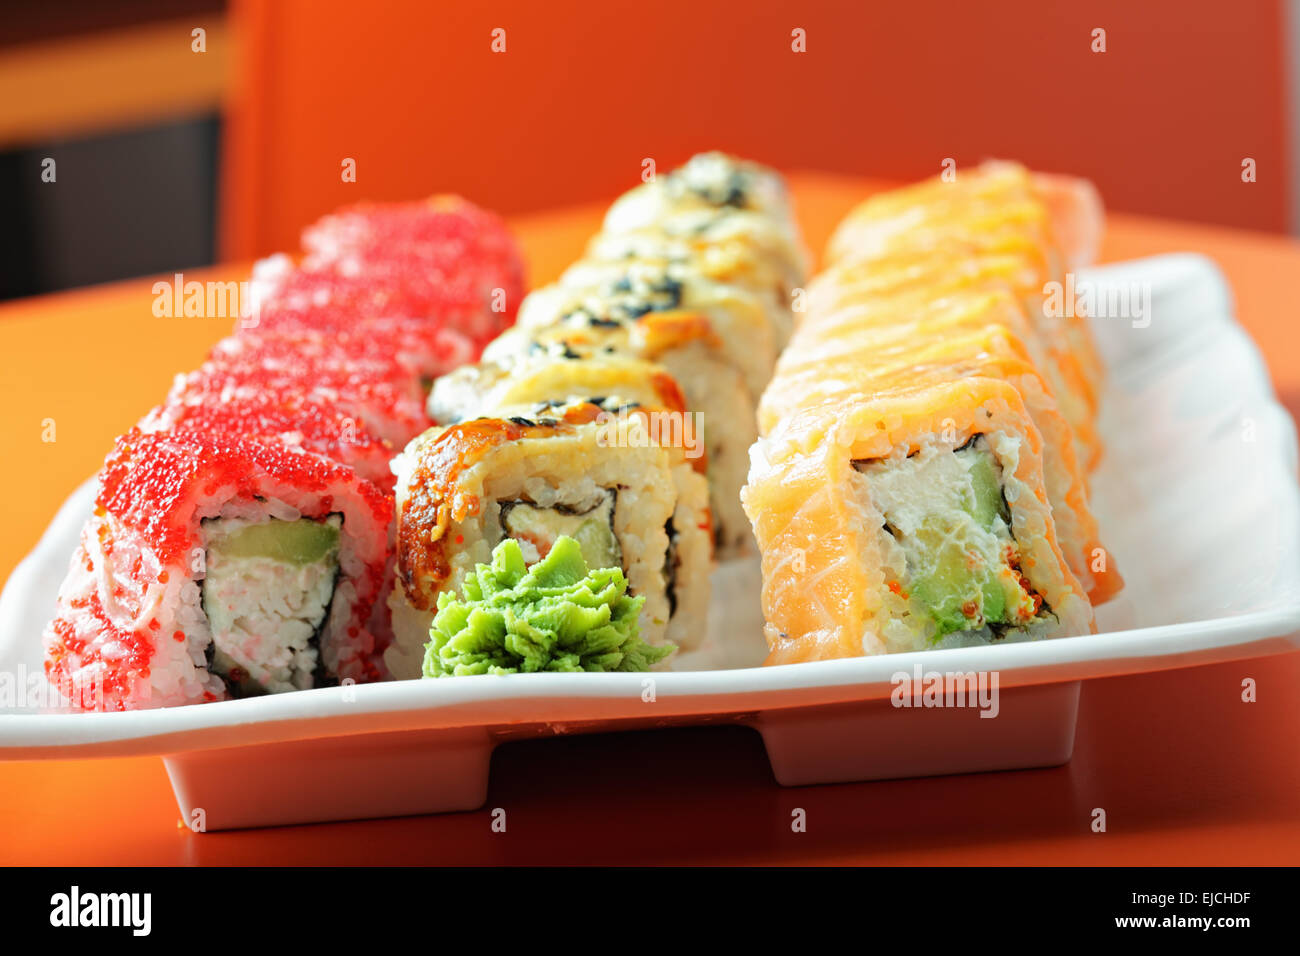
[581,224,800,317]
[430,152,807,563]
[743,382,1095,663]
[385,401,712,679]
[301,194,523,286]
[428,350,688,428]
[481,323,756,558]
[43,427,392,710]
[140,390,397,492]
[823,161,1104,409]
[515,262,777,404]
[247,195,525,376]
[596,206,808,309]
[195,328,432,445]
[778,279,1102,476]
[824,161,1062,265]
[758,313,1120,604]
[246,259,484,381]
[604,152,797,239]
[820,229,1103,426]
[558,256,794,361]
[743,163,1120,664]
[40,192,530,708]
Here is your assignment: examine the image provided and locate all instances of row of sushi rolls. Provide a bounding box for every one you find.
[44,152,1124,710]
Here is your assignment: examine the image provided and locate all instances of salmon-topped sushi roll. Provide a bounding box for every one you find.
[743,381,1094,664]
[758,317,1121,605]
[795,275,1102,474]
[825,160,1100,269]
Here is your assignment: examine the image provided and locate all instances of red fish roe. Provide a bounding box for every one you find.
[96,427,392,566]
[248,198,525,362]
[191,330,432,443]
[151,388,396,489]
[249,282,484,378]
[297,195,524,341]
[213,326,423,385]
[46,593,156,712]
[303,195,517,267]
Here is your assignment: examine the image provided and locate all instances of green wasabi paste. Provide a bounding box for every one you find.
[422,535,673,676]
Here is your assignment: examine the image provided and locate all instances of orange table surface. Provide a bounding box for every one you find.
[1,173,1298,866]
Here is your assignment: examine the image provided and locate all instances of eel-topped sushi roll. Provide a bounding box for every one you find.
[481,322,756,558]
[516,261,778,402]
[43,427,392,710]
[594,206,808,328]
[558,254,792,361]
[428,350,688,428]
[385,400,712,679]
[581,225,799,322]
[604,152,796,238]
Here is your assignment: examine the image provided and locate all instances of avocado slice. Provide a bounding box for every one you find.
[500,492,622,570]
[860,440,1033,639]
[908,514,1008,636]
[964,444,1008,528]
[211,514,342,566]
[571,517,623,570]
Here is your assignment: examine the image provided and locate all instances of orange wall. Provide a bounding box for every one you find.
[221,0,1290,259]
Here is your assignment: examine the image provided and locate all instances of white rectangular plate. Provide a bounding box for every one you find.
[1,253,1297,829]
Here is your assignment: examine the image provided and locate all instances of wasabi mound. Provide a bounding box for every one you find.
[423,535,673,676]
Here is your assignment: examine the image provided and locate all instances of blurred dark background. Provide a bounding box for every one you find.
[0,0,225,299]
[0,0,1294,301]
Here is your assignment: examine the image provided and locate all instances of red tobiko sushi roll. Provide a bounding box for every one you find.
[304,193,515,254]
[140,389,398,492]
[197,329,432,445]
[301,195,524,325]
[43,428,393,711]
[245,262,483,380]
[246,195,525,374]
